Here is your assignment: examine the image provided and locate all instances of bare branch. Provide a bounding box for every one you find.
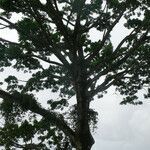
[113,27,142,55]
[90,78,114,97]
[63,16,75,27]
[0,16,17,29]
[12,140,44,149]
[53,0,59,12]
[0,22,10,29]
[30,54,64,67]
[0,37,19,45]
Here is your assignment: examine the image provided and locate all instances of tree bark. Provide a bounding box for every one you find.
[73,62,95,150]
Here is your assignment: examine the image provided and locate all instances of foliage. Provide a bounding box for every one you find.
[0,0,149,149]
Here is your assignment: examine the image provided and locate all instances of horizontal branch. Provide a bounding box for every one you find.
[0,89,75,143]
[0,37,19,45]
[11,140,44,149]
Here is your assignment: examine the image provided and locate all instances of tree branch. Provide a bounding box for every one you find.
[63,17,75,27]
[113,27,142,56]
[89,52,144,97]
[86,10,125,62]
[12,141,44,149]
[86,29,139,83]
[0,16,16,27]
[45,0,72,45]
[82,3,108,33]
[0,1,71,69]
[112,29,150,69]
[0,22,10,29]
[30,54,63,67]
[73,0,86,38]
[0,37,19,45]
[0,89,75,144]
[90,69,128,97]
[87,28,150,79]
[0,37,64,67]
[23,0,71,69]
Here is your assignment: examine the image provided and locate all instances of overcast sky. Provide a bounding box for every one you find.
[90,19,150,150]
[92,87,150,150]
[0,15,150,150]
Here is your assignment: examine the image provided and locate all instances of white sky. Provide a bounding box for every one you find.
[0,15,150,150]
[92,87,150,150]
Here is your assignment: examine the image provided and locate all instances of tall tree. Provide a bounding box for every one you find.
[0,0,150,149]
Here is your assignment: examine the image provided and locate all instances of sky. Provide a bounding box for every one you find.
[91,18,150,150]
[0,11,150,150]
[92,87,150,150]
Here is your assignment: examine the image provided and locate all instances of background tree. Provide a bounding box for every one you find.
[0,0,150,149]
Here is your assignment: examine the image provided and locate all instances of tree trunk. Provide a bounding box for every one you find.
[74,89,95,150]
[73,63,95,150]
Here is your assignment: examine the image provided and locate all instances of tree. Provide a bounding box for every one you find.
[0,0,150,149]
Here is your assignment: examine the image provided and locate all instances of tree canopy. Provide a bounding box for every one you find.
[0,0,150,149]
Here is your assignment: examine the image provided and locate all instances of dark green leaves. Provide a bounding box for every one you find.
[115,44,150,105]
[0,0,17,13]
[17,18,39,41]
[47,98,69,110]
[0,0,150,149]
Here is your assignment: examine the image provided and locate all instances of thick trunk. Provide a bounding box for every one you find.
[75,131,94,150]
[74,90,95,150]
[73,64,95,150]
